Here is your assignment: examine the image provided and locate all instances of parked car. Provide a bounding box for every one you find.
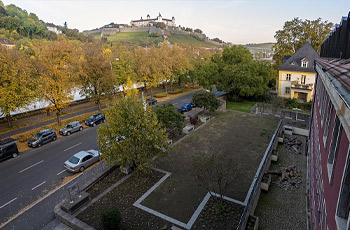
[59,121,83,136]
[28,129,57,148]
[0,138,19,161]
[190,101,196,108]
[180,103,192,112]
[85,113,105,127]
[146,98,157,105]
[64,150,101,173]
[175,108,184,114]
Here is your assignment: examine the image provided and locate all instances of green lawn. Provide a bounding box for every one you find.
[104,32,163,46]
[226,100,257,113]
[168,34,217,48]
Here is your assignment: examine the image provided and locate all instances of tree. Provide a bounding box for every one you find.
[194,28,203,34]
[0,46,35,127]
[273,17,333,67]
[192,91,220,112]
[80,43,114,110]
[36,39,81,125]
[192,152,236,210]
[97,79,169,174]
[194,46,271,100]
[154,103,184,130]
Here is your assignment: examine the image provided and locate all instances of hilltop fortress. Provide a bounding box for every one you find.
[131,13,175,27]
[83,13,224,47]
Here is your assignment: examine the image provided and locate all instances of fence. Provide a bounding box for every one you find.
[236,119,283,230]
[251,104,310,125]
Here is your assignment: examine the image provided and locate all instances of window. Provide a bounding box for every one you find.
[285,87,290,94]
[336,146,350,228]
[301,75,306,84]
[286,74,291,81]
[327,115,342,182]
[302,58,308,67]
[323,103,333,145]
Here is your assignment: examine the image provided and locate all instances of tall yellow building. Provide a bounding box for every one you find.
[277,41,319,102]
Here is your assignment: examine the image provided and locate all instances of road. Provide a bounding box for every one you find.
[0,90,200,229]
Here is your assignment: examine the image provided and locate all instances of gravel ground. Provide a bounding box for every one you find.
[254,134,307,230]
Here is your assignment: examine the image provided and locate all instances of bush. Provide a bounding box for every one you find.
[101,207,122,230]
[154,92,167,98]
[190,115,198,125]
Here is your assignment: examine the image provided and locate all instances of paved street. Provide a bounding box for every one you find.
[0,90,201,230]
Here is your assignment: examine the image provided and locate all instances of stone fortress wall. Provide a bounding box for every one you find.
[95,26,224,46]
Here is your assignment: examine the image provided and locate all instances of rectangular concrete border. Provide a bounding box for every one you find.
[133,167,246,230]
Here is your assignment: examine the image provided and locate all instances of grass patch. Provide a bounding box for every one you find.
[168,34,217,48]
[105,32,163,46]
[226,100,257,113]
[154,92,167,98]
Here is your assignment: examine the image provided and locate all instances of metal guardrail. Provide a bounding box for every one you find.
[236,119,283,230]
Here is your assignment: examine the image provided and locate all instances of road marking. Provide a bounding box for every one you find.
[0,198,17,209]
[181,99,187,102]
[19,160,44,173]
[31,181,46,191]
[64,142,82,152]
[57,169,66,176]
[173,103,178,105]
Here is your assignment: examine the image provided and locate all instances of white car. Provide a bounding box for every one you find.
[64,150,101,173]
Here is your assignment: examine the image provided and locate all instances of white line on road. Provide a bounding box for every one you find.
[0,198,17,209]
[64,142,82,152]
[19,160,44,173]
[57,169,66,176]
[31,181,46,191]
[181,99,187,102]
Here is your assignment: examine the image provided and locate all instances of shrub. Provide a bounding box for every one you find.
[101,207,122,230]
[154,92,167,98]
[190,115,198,125]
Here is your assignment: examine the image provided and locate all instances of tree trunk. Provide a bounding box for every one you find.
[6,114,12,128]
[56,111,62,126]
[96,98,101,111]
[150,88,153,98]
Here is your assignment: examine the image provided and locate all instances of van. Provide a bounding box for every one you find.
[0,138,19,162]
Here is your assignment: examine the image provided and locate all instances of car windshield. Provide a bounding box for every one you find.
[34,133,42,139]
[68,156,80,164]
[88,115,96,120]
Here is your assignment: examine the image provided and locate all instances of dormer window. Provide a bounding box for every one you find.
[302,58,308,68]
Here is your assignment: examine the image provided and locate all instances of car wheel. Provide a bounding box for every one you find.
[79,127,83,131]
[93,123,96,127]
[12,152,18,158]
[67,131,71,136]
[79,166,85,172]
[53,136,57,141]
[37,143,41,147]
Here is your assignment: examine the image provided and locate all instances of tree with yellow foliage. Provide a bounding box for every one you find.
[36,39,81,125]
[0,46,35,127]
[79,43,114,110]
[97,77,169,174]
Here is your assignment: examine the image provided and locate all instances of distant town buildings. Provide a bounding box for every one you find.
[277,41,319,102]
[45,22,62,34]
[308,12,350,230]
[131,13,175,27]
[0,38,15,48]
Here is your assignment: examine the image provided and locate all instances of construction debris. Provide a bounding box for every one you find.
[274,166,302,190]
[283,136,303,154]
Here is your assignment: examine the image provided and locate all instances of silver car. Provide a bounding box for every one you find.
[64,150,101,173]
[59,121,83,136]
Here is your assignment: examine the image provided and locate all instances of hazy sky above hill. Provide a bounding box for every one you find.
[3,0,349,44]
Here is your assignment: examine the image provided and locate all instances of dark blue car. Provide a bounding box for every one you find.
[180,103,192,112]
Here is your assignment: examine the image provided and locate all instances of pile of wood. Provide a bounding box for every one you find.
[284,136,303,155]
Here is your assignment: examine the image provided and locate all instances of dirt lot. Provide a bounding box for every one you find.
[77,111,280,229]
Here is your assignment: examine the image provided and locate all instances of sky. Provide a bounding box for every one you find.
[2,0,349,44]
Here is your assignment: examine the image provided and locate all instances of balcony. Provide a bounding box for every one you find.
[291,81,313,91]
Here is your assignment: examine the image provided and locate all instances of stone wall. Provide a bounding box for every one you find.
[82,28,102,35]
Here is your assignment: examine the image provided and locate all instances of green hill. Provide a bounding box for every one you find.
[168,34,218,48]
[97,31,219,47]
[245,42,275,54]
[102,31,163,46]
